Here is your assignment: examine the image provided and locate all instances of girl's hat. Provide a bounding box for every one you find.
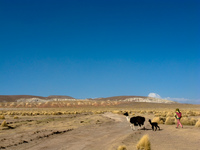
[176,108,179,112]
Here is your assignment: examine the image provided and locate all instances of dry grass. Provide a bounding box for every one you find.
[186,111,195,116]
[166,112,174,117]
[136,134,151,150]
[1,120,8,127]
[0,115,5,119]
[14,116,19,119]
[165,117,175,125]
[195,119,200,127]
[180,117,197,126]
[152,117,160,123]
[147,110,153,114]
[0,100,123,108]
[117,145,127,150]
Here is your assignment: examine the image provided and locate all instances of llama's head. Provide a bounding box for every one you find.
[148,119,151,123]
[123,112,129,116]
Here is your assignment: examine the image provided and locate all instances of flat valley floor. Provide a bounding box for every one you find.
[1,111,200,150]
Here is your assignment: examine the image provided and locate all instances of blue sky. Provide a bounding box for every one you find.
[0,0,199,104]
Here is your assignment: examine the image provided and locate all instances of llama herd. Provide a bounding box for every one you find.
[123,112,160,131]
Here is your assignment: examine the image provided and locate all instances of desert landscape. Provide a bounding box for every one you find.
[1,0,199,149]
[0,95,200,150]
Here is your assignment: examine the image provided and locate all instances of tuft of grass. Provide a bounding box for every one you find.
[0,115,5,119]
[152,117,160,123]
[112,110,121,114]
[14,116,19,119]
[165,117,175,125]
[186,111,195,116]
[147,110,153,114]
[140,110,146,114]
[1,120,8,127]
[117,145,127,150]
[195,119,200,127]
[180,117,197,126]
[136,134,151,150]
[166,112,174,117]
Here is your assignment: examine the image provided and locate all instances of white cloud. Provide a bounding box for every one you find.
[148,93,161,99]
[148,92,198,104]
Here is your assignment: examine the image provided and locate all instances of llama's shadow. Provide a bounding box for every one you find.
[140,127,151,130]
[140,127,163,131]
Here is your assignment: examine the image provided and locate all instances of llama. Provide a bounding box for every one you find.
[123,112,145,130]
[149,119,160,131]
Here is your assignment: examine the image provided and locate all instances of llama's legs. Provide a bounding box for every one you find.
[152,126,154,131]
[141,124,145,130]
[158,126,160,130]
[155,126,157,131]
[130,124,135,130]
[138,124,145,130]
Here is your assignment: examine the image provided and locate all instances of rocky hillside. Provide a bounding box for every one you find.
[92,96,176,104]
[0,95,176,104]
[0,95,75,102]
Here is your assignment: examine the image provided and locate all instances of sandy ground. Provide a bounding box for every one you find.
[0,112,200,150]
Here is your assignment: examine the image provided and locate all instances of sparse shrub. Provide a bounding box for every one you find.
[94,111,103,114]
[43,112,49,115]
[1,120,8,127]
[190,118,198,125]
[166,112,174,117]
[21,112,26,116]
[153,113,160,117]
[0,115,5,119]
[195,111,200,116]
[14,116,19,119]
[160,113,166,117]
[136,134,151,150]
[147,110,153,114]
[180,117,197,125]
[182,114,188,117]
[154,111,166,117]
[140,111,146,114]
[117,145,127,150]
[152,117,160,123]
[195,119,200,127]
[52,112,62,115]
[180,117,189,125]
[186,111,195,116]
[165,117,175,125]
[112,110,121,114]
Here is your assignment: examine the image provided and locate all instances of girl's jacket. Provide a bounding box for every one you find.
[175,111,182,119]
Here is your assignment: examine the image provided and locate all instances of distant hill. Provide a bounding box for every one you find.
[92,96,147,101]
[47,95,75,99]
[92,96,176,104]
[0,95,75,102]
[0,95,176,104]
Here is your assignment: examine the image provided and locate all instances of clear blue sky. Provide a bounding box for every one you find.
[0,0,199,104]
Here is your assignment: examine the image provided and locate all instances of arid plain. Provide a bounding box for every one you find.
[0,95,200,150]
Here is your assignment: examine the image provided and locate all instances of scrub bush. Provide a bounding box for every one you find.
[137,134,151,150]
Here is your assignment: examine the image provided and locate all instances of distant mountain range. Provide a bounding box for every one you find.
[0,95,75,102]
[0,95,176,104]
